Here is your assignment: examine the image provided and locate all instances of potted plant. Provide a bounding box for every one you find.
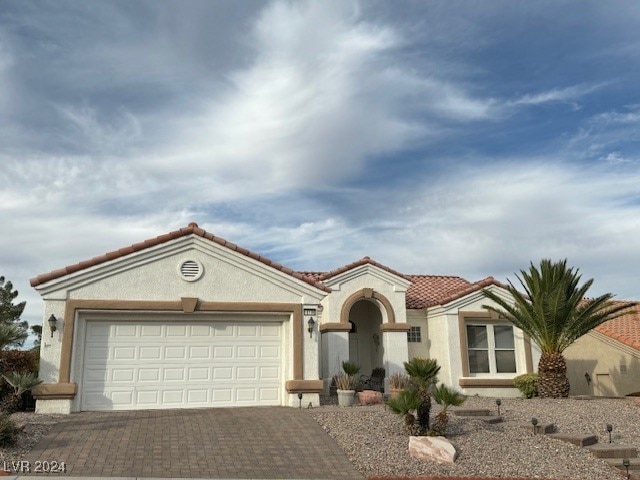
[388,372,411,398]
[335,373,357,407]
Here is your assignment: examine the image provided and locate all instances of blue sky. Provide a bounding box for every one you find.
[2,1,640,335]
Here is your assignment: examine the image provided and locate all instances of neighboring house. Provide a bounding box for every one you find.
[30,223,538,414]
[565,303,640,397]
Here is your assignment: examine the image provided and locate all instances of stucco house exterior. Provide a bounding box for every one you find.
[565,303,640,397]
[30,223,539,414]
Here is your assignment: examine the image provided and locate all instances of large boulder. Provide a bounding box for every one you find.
[408,436,458,463]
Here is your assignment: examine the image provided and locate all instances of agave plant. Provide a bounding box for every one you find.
[341,361,360,376]
[431,383,466,436]
[1,372,42,413]
[386,389,420,434]
[403,358,440,434]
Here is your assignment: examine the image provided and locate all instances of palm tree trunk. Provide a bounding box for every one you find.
[416,388,431,434]
[538,352,570,398]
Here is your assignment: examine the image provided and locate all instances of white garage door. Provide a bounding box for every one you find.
[81,319,283,411]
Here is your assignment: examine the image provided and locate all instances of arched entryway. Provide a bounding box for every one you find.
[348,299,384,375]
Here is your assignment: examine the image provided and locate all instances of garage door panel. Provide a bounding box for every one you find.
[81,319,283,411]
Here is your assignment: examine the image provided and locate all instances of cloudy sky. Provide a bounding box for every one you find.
[2,1,640,335]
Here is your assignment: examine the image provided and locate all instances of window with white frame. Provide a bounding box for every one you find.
[466,323,516,374]
[407,326,422,343]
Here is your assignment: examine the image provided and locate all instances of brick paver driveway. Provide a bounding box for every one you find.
[25,407,363,479]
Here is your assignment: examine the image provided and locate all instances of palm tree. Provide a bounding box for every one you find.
[386,389,420,435]
[1,372,41,413]
[0,324,27,351]
[403,358,441,434]
[431,383,466,436]
[482,259,636,398]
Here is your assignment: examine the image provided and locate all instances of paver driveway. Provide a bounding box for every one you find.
[25,407,363,479]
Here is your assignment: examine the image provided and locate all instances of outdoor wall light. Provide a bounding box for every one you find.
[531,417,538,434]
[606,424,613,443]
[307,317,315,338]
[584,372,592,384]
[623,458,630,479]
[47,314,57,337]
[495,398,502,416]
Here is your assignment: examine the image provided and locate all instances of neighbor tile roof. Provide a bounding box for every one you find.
[30,223,331,292]
[595,302,640,351]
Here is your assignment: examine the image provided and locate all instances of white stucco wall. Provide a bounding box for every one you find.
[320,265,411,325]
[406,309,429,359]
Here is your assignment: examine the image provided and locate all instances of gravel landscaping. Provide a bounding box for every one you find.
[0,412,64,466]
[311,395,640,479]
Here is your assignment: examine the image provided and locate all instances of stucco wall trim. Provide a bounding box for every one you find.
[339,289,396,324]
[285,380,324,393]
[32,383,77,400]
[459,378,515,388]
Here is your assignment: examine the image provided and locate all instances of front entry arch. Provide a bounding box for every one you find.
[339,288,396,325]
[348,299,384,376]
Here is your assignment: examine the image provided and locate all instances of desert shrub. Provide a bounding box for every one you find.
[0,350,39,402]
[0,412,18,447]
[514,373,539,398]
[334,373,357,390]
[388,372,411,390]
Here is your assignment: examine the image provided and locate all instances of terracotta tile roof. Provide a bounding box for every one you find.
[315,257,411,282]
[405,275,473,309]
[30,223,331,293]
[595,302,640,351]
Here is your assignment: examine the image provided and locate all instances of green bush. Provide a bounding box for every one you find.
[341,361,360,376]
[0,412,18,447]
[514,373,539,398]
[0,349,39,401]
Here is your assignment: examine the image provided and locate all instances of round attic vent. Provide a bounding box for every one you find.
[178,259,203,282]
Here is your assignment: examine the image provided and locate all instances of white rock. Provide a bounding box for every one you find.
[408,436,458,463]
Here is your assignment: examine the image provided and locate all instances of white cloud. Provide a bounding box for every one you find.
[509,83,605,109]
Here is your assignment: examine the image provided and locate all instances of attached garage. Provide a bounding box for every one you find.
[78,313,286,411]
[30,223,330,414]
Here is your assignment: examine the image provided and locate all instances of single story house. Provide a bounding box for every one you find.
[565,303,640,397]
[30,223,539,414]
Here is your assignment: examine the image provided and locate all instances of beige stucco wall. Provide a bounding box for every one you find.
[565,331,640,397]
[407,309,429,359]
[34,235,327,413]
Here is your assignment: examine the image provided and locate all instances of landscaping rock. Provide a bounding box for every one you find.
[358,390,383,405]
[408,436,458,464]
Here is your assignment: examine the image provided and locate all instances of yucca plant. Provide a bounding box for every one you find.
[482,259,636,398]
[403,358,440,434]
[431,383,466,436]
[386,389,420,434]
[1,372,42,413]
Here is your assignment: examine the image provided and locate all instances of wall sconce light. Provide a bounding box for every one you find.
[47,314,57,338]
[372,333,380,351]
[585,372,591,384]
[307,317,315,338]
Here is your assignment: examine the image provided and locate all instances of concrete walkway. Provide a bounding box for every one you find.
[21,408,363,479]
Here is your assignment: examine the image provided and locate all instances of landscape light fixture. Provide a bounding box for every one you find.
[307,317,315,338]
[606,424,613,443]
[623,458,630,479]
[297,392,303,409]
[495,398,502,416]
[47,314,57,338]
[531,417,538,434]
